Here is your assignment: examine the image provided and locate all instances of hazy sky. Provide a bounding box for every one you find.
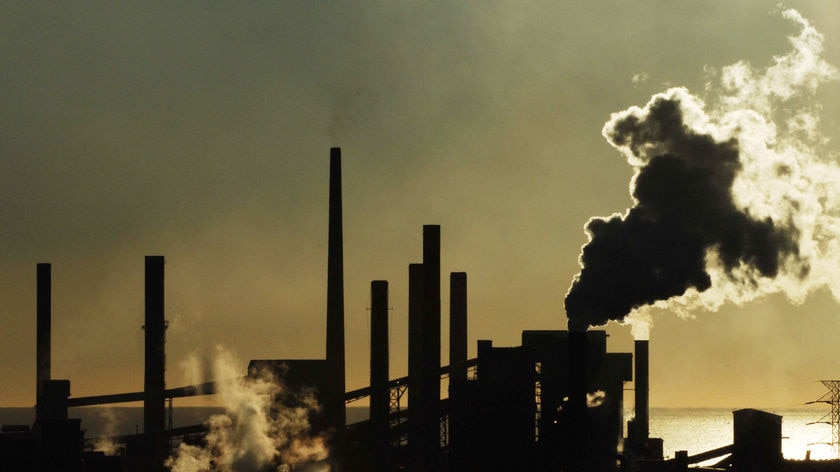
[3,1,840,410]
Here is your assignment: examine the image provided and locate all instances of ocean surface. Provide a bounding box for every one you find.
[1,407,835,462]
[648,407,835,462]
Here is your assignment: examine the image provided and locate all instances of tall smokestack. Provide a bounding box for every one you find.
[370,280,390,472]
[448,272,468,472]
[568,329,588,468]
[449,272,467,384]
[634,340,650,441]
[144,255,166,472]
[421,225,441,471]
[326,147,346,431]
[407,263,425,470]
[36,263,51,420]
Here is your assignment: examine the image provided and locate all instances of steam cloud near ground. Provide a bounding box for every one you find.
[565,9,840,335]
[166,346,329,472]
[91,408,123,455]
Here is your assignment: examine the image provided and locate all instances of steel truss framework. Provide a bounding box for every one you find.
[809,380,840,459]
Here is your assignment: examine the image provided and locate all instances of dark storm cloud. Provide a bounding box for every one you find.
[564,94,802,330]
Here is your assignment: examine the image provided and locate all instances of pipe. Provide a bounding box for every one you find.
[67,380,220,407]
[36,263,51,419]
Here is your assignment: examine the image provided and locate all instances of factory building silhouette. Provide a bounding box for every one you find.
[0,148,825,471]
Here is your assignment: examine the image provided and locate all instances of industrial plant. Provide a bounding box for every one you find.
[1,148,837,471]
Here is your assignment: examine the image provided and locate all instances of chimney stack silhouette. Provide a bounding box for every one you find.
[449,272,467,385]
[407,262,424,469]
[143,255,167,472]
[421,225,441,471]
[635,339,650,441]
[327,147,347,431]
[35,263,51,421]
[370,280,390,472]
[568,329,588,468]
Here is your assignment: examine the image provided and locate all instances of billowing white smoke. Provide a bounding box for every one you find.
[166,346,329,472]
[566,9,840,332]
[623,311,652,341]
[656,10,840,314]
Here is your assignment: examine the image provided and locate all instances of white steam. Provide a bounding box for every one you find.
[605,9,840,320]
[587,390,607,408]
[622,310,652,341]
[91,408,123,455]
[166,346,329,472]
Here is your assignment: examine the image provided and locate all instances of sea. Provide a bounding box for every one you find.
[1,407,835,463]
[649,407,835,463]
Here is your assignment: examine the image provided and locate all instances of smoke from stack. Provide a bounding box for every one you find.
[565,9,840,333]
[167,346,329,472]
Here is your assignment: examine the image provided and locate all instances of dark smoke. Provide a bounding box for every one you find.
[565,95,802,330]
[565,9,839,334]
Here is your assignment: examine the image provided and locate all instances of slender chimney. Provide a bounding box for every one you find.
[407,263,425,470]
[568,329,588,468]
[449,272,467,384]
[634,340,650,441]
[144,255,167,472]
[326,147,346,430]
[370,280,390,472]
[421,225,441,471]
[448,272,468,471]
[36,263,51,420]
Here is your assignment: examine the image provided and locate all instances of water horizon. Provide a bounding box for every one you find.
[1,406,834,462]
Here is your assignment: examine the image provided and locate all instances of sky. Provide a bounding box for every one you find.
[2,1,840,410]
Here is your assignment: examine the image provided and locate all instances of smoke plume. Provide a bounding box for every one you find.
[166,346,329,472]
[565,9,840,331]
[91,408,123,455]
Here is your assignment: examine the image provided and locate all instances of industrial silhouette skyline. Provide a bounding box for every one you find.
[3,2,840,413]
[3,3,840,471]
[2,149,653,471]
[3,148,834,471]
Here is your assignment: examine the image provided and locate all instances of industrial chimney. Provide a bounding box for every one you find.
[449,272,467,385]
[35,263,51,421]
[634,340,650,442]
[143,255,167,472]
[567,329,588,468]
[370,280,390,472]
[407,226,442,471]
[626,338,654,460]
[421,225,441,471]
[407,263,424,469]
[448,272,468,471]
[326,147,346,431]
